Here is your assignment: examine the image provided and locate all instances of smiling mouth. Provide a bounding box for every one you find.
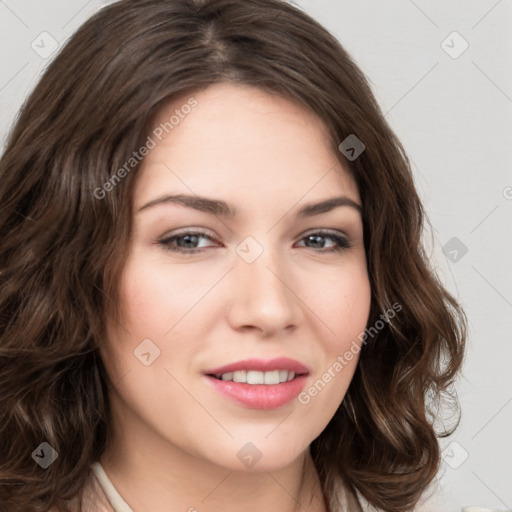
[204,359,310,409]
[207,369,306,384]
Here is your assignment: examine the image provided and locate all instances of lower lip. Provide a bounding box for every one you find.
[205,375,308,410]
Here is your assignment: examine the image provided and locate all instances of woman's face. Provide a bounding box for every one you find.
[100,82,371,473]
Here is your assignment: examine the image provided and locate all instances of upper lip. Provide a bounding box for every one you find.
[204,357,309,377]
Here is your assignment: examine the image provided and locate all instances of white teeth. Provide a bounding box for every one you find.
[246,371,264,384]
[218,370,298,384]
[264,370,280,385]
[233,370,246,383]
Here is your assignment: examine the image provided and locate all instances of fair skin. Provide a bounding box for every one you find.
[98,82,371,512]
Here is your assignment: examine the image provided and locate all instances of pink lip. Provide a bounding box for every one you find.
[203,357,309,376]
[205,375,308,410]
[203,358,309,410]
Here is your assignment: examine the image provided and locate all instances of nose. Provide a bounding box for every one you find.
[226,240,301,337]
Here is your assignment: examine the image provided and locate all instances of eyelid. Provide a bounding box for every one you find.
[301,227,350,238]
[159,227,219,242]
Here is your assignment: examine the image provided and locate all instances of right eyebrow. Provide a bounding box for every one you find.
[138,194,236,217]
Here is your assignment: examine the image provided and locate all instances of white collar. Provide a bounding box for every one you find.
[90,461,134,512]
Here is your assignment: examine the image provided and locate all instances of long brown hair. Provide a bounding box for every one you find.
[0,1,466,510]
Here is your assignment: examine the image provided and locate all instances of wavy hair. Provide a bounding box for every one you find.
[0,0,466,510]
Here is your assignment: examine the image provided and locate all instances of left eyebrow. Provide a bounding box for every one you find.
[296,196,362,218]
[137,194,362,217]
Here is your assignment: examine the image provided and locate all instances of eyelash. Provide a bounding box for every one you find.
[157,229,351,254]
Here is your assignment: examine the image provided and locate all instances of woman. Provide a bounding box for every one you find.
[0,0,466,511]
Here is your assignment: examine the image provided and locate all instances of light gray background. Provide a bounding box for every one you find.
[1,1,511,510]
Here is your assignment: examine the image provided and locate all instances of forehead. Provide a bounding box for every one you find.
[136,82,359,207]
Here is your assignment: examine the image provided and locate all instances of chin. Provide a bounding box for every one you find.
[197,434,312,473]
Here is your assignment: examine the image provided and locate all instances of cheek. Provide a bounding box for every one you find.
[308,261,372,347]
[297,269,370,424]
[101,256,174,373]
[300,261,371,403]
[117,255,196,334]
[106,253,218,375]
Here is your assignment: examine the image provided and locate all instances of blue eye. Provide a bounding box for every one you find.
[158,230,218,253]
[297,231,351,252]
[158,229,351,254]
